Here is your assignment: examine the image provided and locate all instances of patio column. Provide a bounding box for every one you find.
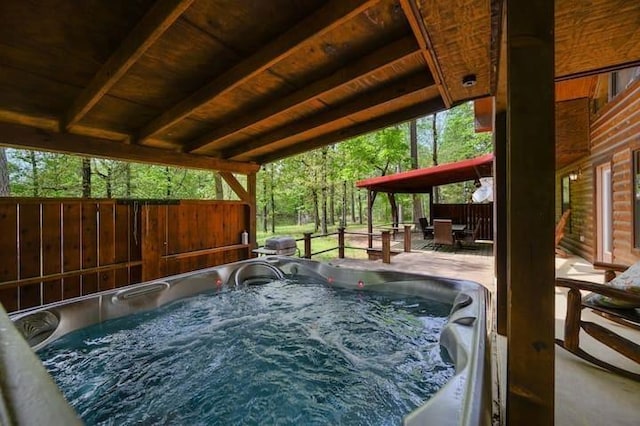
[506,0,555,425]
[494,110,507,336]
[367,190,374,249]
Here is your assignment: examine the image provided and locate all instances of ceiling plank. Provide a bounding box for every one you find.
[137,0,380,143]
[224,72,435,159]
[257,97,445,163]
[0,122,259,174]
[399,0,452,107]
[187,36,420,153]
[64,0,195,131]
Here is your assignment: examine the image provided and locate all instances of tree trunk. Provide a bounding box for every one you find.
[387,193,398,227]
[312,189,320,232]
[165,166,172,197]
[106,164,113,198]
[409,119,424,223]
[432,113,439,203]
[29,151,39,197]
[125,163,132,197]
[81,158,91,198]
[329,183,335,225]
[0,148,10,196]
[342,180,347,227]
[262,175,268,232]
[358,191,363,225]
[270,164,275,234]
[350,184,356,223]
[214,172,224,199]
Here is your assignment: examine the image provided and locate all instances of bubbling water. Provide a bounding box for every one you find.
[39,278,455,425]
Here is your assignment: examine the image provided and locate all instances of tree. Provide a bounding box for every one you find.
[409,119,424,224]
[0,148,10,196]
[81,158,91,198]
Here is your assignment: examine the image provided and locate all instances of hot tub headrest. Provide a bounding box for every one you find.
[265,236,296,251]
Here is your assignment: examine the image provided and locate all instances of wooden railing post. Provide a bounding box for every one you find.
[403,225,412,252]
[338,227,345,259]
[303,232,312,259]
[381,230,391,264]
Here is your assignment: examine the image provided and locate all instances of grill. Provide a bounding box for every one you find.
[254,236,297,256]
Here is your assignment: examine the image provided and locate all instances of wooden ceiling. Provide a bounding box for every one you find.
[0,1,639,173]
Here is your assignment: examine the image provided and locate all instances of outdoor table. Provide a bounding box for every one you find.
[426,224,467,233]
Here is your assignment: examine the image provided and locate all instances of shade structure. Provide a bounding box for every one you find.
[356,154,493,193]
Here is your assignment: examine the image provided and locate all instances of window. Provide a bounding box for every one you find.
[634,151,640,248]
[561,175,571,233]
[609,66,640,100]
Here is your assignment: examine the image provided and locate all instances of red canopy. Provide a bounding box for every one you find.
[356,153,493,193]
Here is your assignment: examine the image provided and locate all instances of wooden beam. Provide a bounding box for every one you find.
[138,0,380,142]
[257,97,445,163]
[224,73,435,159]
[0,122,259,174]
[506,0,555,424]
[64,0,195,130]
[187,36,420,153]
[493,109,507,336]
[398,0,452,107]
[219,172,249,202]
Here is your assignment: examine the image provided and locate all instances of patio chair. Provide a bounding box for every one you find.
[433,219,454,251]
[456,218,483,249]
[555,261,640,381]
[555,209,571,258]
[418,217,432,240]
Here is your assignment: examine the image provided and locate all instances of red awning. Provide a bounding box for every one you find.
[356,153,493,193]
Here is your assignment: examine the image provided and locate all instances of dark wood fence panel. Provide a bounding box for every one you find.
[433,203,494,240]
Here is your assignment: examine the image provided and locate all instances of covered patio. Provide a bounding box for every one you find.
[1,1,640,425]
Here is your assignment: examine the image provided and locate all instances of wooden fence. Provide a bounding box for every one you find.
[433,203,493,240]
[0,198,250,313]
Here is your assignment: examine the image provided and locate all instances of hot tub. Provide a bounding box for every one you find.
[4,257,490,425]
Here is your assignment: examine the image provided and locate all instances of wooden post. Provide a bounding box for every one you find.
[338,227,345,259]
[428,187,434,225]
[404,225,412,252]
[564,288,582,351]
[303,232,312,259]
[494,110,507,336]
[247,172,257,258]
[506,1,555,425]
[367,190,374,249]
[381,230,391,264]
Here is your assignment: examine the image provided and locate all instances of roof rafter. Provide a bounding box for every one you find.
[399,0,452,107]
[0,122,259,174]
[64,0,195,130]
[257,97,445,163]
[224,72,435,159]
[187,36,420,153]
[137,0,381,143]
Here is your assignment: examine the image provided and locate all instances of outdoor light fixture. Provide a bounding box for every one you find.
[569,170,579,181]
[462,74,477,87]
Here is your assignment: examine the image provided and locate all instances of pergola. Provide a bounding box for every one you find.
[1,1,640,424]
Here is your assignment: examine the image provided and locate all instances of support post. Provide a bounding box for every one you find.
[428,187,434,224]
[506,1,555,424]
[247,172,257,258]
[303,232,312,259]
[381,230,391,264]
[494,110,507,336]
[338,227,345,259]
[404,225,412,252]
[367,190,374,249]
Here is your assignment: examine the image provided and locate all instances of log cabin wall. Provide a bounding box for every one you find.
[0,198,250,313]
[556,77,640,265]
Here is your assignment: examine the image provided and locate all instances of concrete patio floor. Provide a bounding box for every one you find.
[328,241,640,425]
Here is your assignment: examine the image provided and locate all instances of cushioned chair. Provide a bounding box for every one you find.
[418,217,431,240]
[456,218,482,249]
[433,219,454,251]
[555,261,640,381]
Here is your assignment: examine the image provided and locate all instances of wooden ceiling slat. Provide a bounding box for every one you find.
[64,0,195,130]
[0,122,259,174]
[137,0,381,142]
[256,96,445,163]
[223,72,434,159]
[399,0,452,107]
[187,36,419,153]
